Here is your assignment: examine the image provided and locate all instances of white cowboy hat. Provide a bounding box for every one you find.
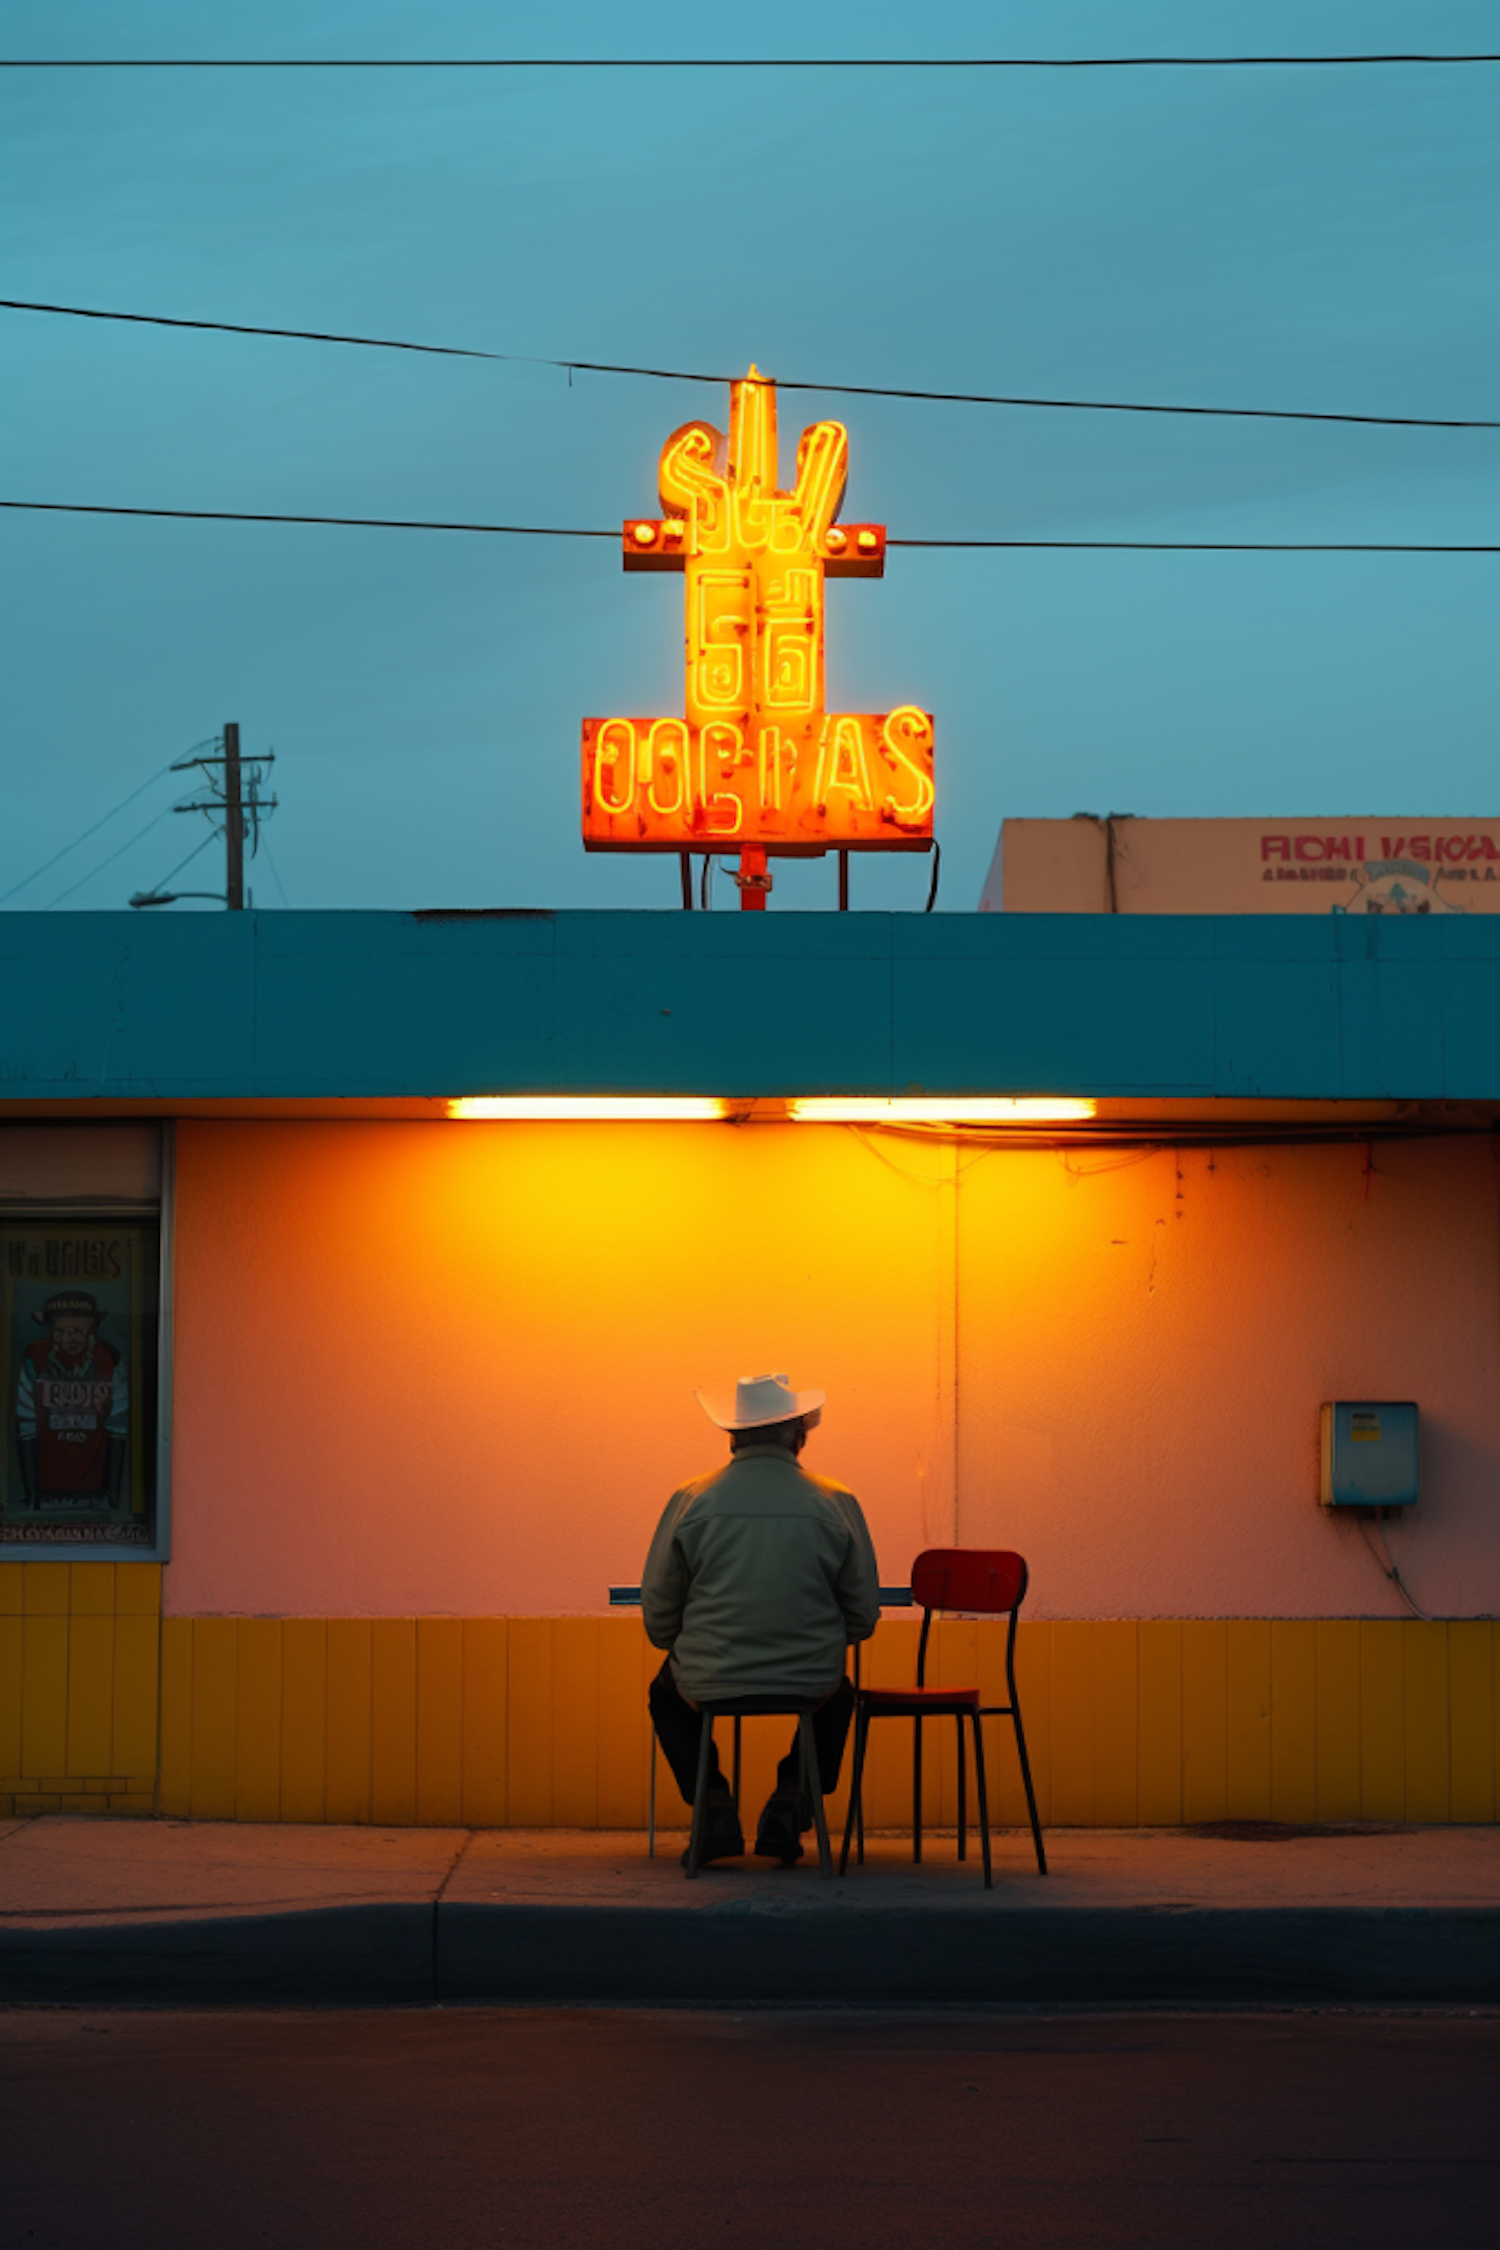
[695,1371,826,1433]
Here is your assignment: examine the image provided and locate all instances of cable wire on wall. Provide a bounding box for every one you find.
[1359,1516,1436,1621]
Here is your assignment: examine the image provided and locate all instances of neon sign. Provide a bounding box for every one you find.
[581,370,934,889]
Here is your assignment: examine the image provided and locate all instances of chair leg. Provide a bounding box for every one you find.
[732,1714,742,1812]
[799,1711,833,1879]
[839,1706,870,1875]
[1011,1706,1049,1875]
[685,1710,715,1879]
[956,1714,967,1861]
[913,1715,924,1864]
[970,1711,993,1890]
[648,1731,657,1860]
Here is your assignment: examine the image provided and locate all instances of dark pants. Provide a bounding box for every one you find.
[648,1657,855,1808]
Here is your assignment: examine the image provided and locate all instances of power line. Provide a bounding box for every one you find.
[43,802,176,908]
[0,746,189,903]
[1,500,611,536]
[130,826,223,910]
[5,300,1494,429]
[259,833,291,907]
[2,55,1497,68]
[891,538,1500,551]
[2,500,1492,551]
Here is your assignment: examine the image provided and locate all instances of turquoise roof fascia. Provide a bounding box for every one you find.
[2,908,1499,1103]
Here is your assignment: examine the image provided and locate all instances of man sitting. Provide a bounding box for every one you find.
[642,1371,880,1866]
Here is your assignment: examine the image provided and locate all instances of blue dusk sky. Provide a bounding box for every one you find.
[2,0,1495,913]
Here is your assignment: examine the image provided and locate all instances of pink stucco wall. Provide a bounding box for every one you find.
[954,1133,1500,1621]
[166,1121,1500,1620]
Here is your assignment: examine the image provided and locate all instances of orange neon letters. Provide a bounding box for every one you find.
[581,370,933,855]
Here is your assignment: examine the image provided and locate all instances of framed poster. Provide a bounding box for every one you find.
[1,1217,161,1550]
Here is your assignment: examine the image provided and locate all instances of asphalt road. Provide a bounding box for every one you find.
[3,2007,1497,2248]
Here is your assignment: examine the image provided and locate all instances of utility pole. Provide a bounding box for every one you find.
[129,724,276,911]
[223,722,245,909]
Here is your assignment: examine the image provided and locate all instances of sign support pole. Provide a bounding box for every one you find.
[735,846,770,910]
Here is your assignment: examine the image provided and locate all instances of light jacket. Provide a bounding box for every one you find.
[641,1443,881,1705]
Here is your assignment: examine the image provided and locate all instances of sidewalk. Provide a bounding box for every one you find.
[2,1816,1497,2006]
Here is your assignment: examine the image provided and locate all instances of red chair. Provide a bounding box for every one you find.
[839,1548,1047,1887]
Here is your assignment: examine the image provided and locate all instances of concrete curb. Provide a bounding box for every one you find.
[438,1905,1500,2007]
[0,1905,435,2006]
[4,1903,1498,2007]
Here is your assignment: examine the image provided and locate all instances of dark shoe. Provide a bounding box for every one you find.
[681,1792,744,1868]
[754,1789,809,1865]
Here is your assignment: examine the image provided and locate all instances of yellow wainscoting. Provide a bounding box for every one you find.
[151,1614,1500,1830]
[0,1562,161,1815]
[3,1583,1496,1827]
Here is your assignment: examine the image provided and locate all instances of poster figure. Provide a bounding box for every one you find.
[1,1221,157,1547]
[16,1291,128,1510]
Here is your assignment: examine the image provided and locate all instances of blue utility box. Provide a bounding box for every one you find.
[1320,1402,1419,1509]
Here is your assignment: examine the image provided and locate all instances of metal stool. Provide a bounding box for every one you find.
[686,1696,834,1878]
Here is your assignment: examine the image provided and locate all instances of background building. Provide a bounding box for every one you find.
[984,816,1500,915]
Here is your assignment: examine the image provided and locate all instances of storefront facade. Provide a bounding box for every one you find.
[3,908,1498,1827]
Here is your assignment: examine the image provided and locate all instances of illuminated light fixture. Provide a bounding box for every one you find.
[787,1097,1098,1125]
[447,1096,726,1122]
[825,528,848,553]
[632,521,658,547]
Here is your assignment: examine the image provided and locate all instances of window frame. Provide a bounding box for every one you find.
[0,1121,174,1561]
